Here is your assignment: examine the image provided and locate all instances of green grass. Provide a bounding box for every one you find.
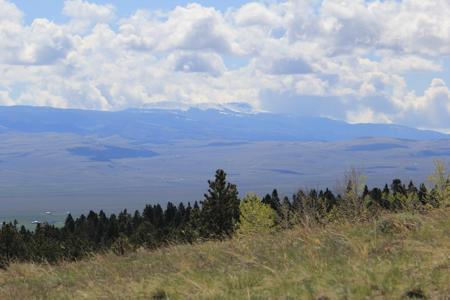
[1,208,449,299]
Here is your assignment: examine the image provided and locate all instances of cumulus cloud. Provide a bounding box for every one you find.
[378,0,450,56]
[63,0,115,23]
[346,108,392,124]
[233,2,283,28]
[117,4,237,54]
[0,0,22,22]
[172,52,226,76]
[399,79,450,129]
[0,20,73,65]
[0,0,449,131]
[268,57,312,75]
[163,4,236,53]
[0,90,14,106]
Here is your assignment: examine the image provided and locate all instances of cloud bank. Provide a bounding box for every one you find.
[0,0,449,131]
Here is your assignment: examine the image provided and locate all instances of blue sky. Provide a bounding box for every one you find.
[13,0,254,23]
[0,0,449,132]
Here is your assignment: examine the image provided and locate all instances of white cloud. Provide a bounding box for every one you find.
[63,0,116,34]
[346,107,392,124]
[268,57,312,75]
[17,19,72,65]
[171,52,226,76]
[0,0,449,131]
[0,0,22,24]
[0,90,14,106]
[117,4,238,54]
[379,55,442,73]
[378,0,450,56]
[0,6,72,66]
[233,2,283,28]
[294,76,328,96]
[63,0,115,23]
[398,78,450,128]
[163,4,236,53]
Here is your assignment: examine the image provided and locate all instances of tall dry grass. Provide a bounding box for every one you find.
[1,208,449,299]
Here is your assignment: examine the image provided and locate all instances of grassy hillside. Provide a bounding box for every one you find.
[1,208,449,300]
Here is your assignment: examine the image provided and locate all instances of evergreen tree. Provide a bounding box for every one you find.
[278,196,294,229]
[262,189,281,212]
[382,184,390,196]
[132,210,142,230]
[174,203,186,228]
[418,183,428,204]
[118,209,133,237]
[64,214,75,234]
[153,204,165,228]
[107,214,119,243]
[184,201,201,242]
[164,202,177,227]
[143,205,154,224]
[323,188,337,212]
[407,181,418,194]
[0,222,24,264]
[200,169,240,238]
[391,179,406,195]
[362,185,369,198]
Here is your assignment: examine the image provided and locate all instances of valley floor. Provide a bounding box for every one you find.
[1,208,449,299]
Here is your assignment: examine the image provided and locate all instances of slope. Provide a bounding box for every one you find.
[1,208,449,299]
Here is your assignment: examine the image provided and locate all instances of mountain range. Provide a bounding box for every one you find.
[0,105,446,142]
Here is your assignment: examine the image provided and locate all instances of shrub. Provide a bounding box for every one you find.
[112,234,133,256]
[238,193,276,235]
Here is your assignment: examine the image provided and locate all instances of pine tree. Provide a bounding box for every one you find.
[362,185,369,198]
[86,211,99,244]
[418,183,428,204]
[132,210,142,230]
[383,184,390,196]
[323,188,337,212]
[64,214,75,234]
[118,209,133,237]
[262,189,281,212]
[153,204,165,228]
[143,205,154,223]
[0,222,24,264]
[391,179,406,195]
[184,201,201,242]
[200,169,240,238]
[107,214,119,242]
[278,196,294,229]
[174,203,186,227]
[164,202,177,227]
[407,181,418,194]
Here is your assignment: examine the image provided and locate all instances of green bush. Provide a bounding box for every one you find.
[238,193,276,235]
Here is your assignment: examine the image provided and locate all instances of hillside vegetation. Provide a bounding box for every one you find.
[1,207,449,299]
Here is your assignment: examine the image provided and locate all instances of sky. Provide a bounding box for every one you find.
[0,0,449,132]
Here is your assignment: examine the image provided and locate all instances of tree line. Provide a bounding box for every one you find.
[1,163,449,268]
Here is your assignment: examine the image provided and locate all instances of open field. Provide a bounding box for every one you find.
[1,131,449,219]
[1,208,449,299]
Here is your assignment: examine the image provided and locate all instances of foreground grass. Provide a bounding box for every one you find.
[1,209,449,299]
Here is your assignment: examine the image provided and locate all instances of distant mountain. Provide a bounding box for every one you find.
[1,105,449,217]
[0,105,447,142]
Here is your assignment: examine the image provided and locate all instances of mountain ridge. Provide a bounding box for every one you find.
[0,105,447,142]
